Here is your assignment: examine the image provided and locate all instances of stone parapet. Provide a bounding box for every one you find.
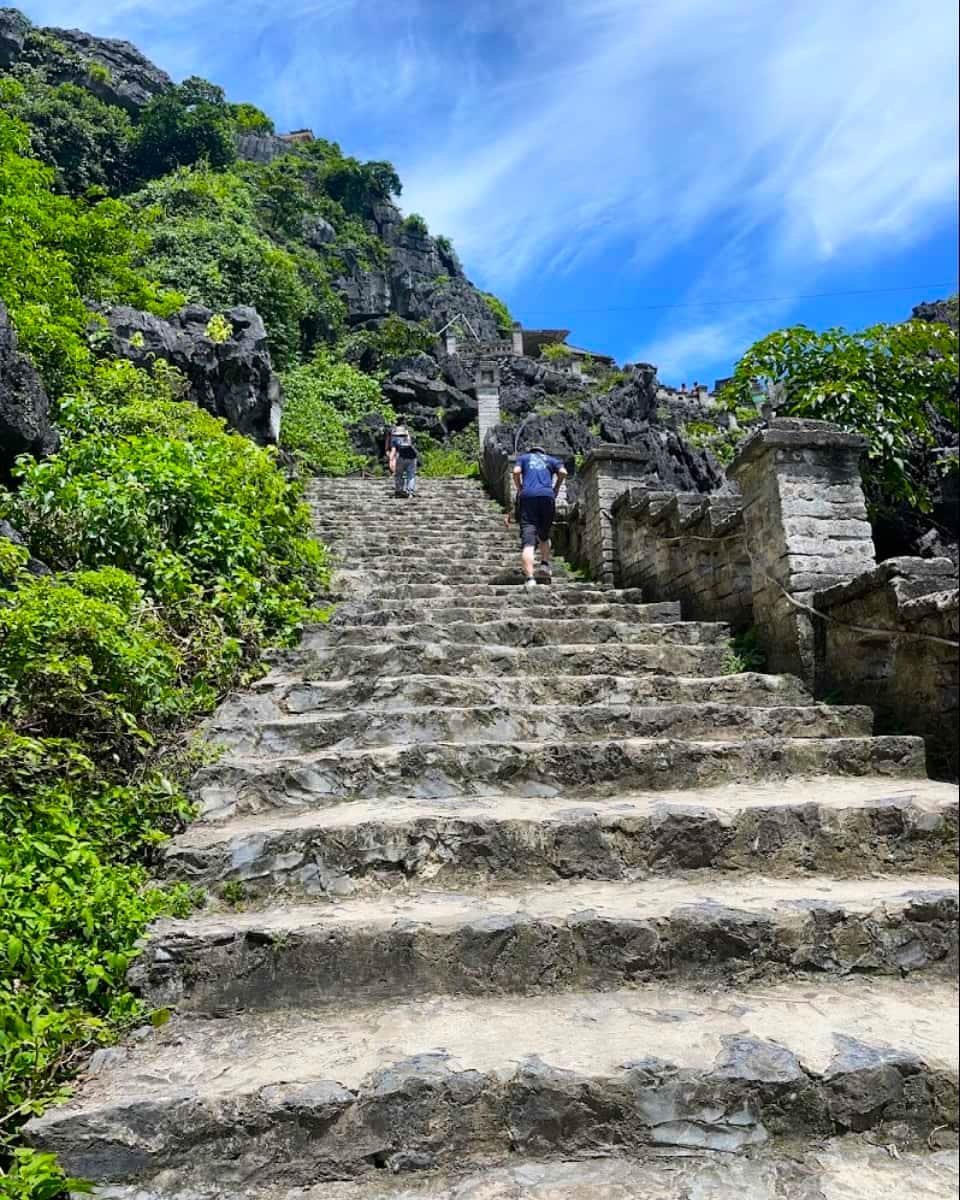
[815,557,959,778]
[728,419,876,685]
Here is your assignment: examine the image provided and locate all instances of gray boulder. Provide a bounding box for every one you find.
[0,7,29,68]
[0,301,59,485]
[38,23,171,111]
[104,305,281,444]
[382,371,477,434]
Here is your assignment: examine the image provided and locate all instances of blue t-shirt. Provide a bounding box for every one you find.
[516,452,564,498]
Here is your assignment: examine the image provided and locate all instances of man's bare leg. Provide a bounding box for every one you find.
[539,539,551,572]
[521,544,536,580]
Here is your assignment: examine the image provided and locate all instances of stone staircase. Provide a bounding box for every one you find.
[28,478,959,1198]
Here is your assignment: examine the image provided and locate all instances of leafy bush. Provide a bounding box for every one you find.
[0,108,180,394]
[280,351,394,475]
[481,292,513,335]
[541,342,573,363]
[402,212,429,236]
[130,164,339,365]
[417,426,480,478]
[130,76,237,183]
[0,358,327,1183]
[723,321,959,509]
[0,76,132,195]
[722,628,766,675]
[205,313,232,343]
[228,102,274,135]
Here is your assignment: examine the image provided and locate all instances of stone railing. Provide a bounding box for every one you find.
[815,558,959,778]
[613,489,751,627]
[539,420,959,779]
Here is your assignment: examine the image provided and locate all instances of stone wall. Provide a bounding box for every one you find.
[613,489,752,627]
[551,419,959,780]
[815,558,959,778]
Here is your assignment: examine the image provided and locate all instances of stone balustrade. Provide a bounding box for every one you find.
[530,419,959,780]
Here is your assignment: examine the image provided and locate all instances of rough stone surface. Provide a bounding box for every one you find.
[104,304,282,443]
[0,300,58,483]
[2,9,172,109]
[24,477,959,1191]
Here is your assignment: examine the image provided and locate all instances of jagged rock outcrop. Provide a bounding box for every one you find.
[104,305,281,444]
[912,297,959,332]
[2,9,172,110]
[0,302,59,484]
[0,6,29,68]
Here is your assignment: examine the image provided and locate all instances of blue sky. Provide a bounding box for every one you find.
[22,0,959,386]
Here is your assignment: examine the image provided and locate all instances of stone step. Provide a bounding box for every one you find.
[232,671,813,717]
[332,565,567,585]
[206,703,873,756]
[329,545,520,562]
[88,1142,960,1200]
[193,736,926,821]
[26,976,958,1189]
[360,583,640,601]
[130,875,958,1013]
[332,600,679,626]
[273,640,730,679]
[163,778,958,894]
[305,619,731,651]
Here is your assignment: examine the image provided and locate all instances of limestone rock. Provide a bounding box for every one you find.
[0,301,59,484]
[104,305,281,444]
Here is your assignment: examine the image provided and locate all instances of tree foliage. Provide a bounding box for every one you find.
[723,321,959,508]
[0,108,179,395]
[130,76,237,182]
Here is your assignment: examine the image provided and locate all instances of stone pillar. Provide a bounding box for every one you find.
[728,418,876,686]
[444,331,458,356]
[579,446,665,587]
[475,360,501,459]
[511,322,524,356]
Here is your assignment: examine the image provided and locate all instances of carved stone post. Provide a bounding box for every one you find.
[474,361,501,461]
[728,418,875,686]
[579,446,666,586]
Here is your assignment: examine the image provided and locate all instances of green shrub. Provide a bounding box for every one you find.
[481,292,513,335]
[417,426,480,478]
[402,212,429,236]
[228,102,274,135]
[722,628,766,675]
[0,107,180,395]
[205,313,232,343]
[280,351,394,475]
[724,321,960,509]
[130,76,237,183]
[541,342,573,363]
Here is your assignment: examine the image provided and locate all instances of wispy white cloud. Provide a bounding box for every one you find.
[21,0,959,378]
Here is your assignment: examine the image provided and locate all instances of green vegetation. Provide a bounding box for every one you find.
[722,628,766,675]
[0,94,332,1195]
[417,426,481,478]
[723,320,959,509]
[401,212,429,236]
[480,292,513,335]
[680,407,760,466]
[280,351,394,475]
[541,342,573,363]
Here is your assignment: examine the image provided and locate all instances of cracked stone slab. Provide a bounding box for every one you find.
[87,1140,960,1199]
[27,977,958,1189]
[128,874,958,1012]
[164,777,959,893]
[189,735,927,820]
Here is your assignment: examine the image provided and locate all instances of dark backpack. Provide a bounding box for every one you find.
[396,437,417,461]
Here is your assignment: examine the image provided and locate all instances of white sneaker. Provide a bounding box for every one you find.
[524,578,537,590]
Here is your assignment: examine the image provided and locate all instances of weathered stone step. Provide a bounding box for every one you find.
[27,976,958,1188]
[235,671,812,717]
[306,619,731,651]
[131,875,958,1013]
[207,703,873,756]
[89,1142,960,1200]
[367,582,639,601]
[332,600,681,626]
[329,545,518,563]
[333,565,565,585]
[194,735,925,821]
[276,640,729,679]
[164,778,958,894]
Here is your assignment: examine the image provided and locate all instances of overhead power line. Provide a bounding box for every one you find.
[519,281,959,318]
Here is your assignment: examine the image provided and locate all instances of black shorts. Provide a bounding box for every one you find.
[518,494,555,547]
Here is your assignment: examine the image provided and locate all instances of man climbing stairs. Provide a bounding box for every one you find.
[27,478,958,1197]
